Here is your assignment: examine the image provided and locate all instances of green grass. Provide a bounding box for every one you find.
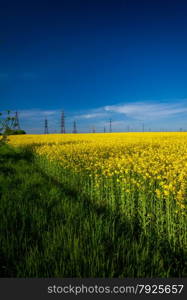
[0,144,187,277]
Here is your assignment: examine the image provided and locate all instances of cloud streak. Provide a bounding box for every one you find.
[104,101,187,120]
[19,109,59,119]
[75,112,108,119]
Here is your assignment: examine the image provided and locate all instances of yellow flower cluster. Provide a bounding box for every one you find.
[8,132,187,214]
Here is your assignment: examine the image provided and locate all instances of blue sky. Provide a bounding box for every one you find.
[1,0,187,133]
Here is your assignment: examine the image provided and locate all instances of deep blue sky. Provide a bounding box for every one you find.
[1,0,187,133]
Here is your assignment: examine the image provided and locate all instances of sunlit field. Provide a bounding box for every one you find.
[1,132,187,277]
[9,132,187,218]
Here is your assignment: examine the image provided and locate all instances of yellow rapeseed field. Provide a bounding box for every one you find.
[1,131,186,276]
[8,132,187,216]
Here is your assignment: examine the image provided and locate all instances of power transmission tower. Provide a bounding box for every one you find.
[92,126,95,133]
[109,119,112,132]
[127,125,130,132]
[104,126,106,133]
[61,111,65,133]
[142,123,144,132]
[44,119,49,134]
[72,120,77,133]
[13,111,21,130]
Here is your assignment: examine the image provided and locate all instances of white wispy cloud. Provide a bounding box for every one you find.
[104,101,187,120]
[75,112,108,119]
[19,109,59,119]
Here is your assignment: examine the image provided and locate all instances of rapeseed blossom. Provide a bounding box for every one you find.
[8,132,187,214]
